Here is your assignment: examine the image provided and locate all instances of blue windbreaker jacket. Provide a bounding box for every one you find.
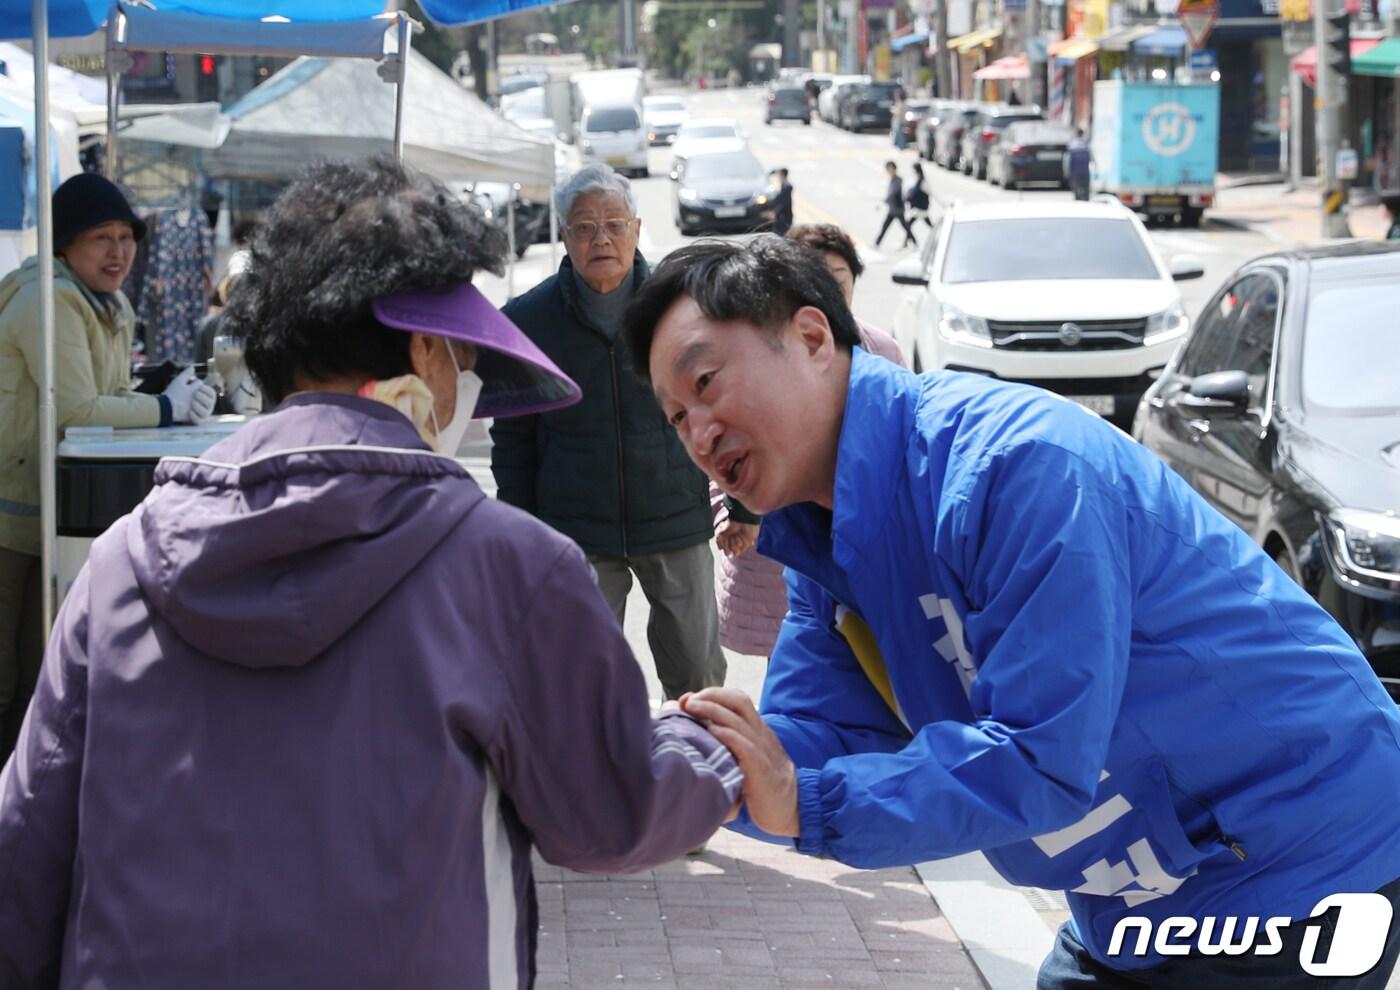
[744,348,1400,968]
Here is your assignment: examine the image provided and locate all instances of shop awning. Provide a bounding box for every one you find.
[1131,25,1188,56]
[1353,37,1400,78]
[1049,36,1100,62]
[1291,38,1380,86]
[1096,24,1159,52]
[974,55,1029,80]
[891,31,930,54]
[949,28,1003,53]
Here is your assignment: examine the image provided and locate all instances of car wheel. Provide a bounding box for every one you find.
[976,159,986,180]
[803,117,811,125]
[1005,176,1017,191]
[1182,207,1203,228]
[1271,545,1301,585]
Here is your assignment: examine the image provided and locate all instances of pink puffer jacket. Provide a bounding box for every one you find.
[711,320,904,657]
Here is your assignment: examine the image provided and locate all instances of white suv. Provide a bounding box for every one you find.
[889,200,1204,429]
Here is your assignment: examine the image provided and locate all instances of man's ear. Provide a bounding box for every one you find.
[791,306,837,365]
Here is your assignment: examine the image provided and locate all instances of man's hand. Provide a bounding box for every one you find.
[714,520,759,558]
[680,687,800,838]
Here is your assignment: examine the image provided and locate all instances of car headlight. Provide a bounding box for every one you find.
[1143,301,1189,345]
[1322,508,1400,590]
[581,140,593,153]
[678,188,701,204]
[755,194,769,205]
[937,302,993,348]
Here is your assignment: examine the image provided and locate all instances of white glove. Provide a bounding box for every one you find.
[163,367,216,425]
[188,381,217,425]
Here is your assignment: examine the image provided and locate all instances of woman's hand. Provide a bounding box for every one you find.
[715,520,759,558]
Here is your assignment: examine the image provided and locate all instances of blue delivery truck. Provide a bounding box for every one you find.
[1091,80,1219,227]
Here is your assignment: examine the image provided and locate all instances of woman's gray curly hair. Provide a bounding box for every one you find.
[223,155,507,405]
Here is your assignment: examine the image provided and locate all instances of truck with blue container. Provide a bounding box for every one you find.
[1091,80,1220,227]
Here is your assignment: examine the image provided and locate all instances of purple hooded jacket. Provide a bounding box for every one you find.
[0,394,742,988]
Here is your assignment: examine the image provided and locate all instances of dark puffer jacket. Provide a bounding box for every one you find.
[491,255,711,558]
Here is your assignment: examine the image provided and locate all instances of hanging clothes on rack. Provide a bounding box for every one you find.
[133,208,213,365]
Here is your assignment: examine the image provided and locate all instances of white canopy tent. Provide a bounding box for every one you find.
[199,49,554,202]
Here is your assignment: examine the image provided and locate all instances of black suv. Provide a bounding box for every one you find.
[839,82,902,132]
[1134,243,1400,700]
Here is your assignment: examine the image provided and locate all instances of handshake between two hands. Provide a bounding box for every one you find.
[666,688,802,839]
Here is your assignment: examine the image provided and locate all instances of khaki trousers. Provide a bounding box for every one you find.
[588,541,727,701]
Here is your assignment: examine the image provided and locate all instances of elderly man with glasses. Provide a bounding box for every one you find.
[491,165,726,701]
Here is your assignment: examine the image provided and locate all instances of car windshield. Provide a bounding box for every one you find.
[646,97,685,112]
[586,107,641,132]
[773,89,806,102]
[680,123,737,140]
[943,218,1160,283]
[1300,280,1400,412]
[686,152,765,183]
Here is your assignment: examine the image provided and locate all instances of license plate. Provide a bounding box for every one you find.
[1038,150,1061,161]
[1148,195,1180,207]
[1071,395,1116,416]
[713,206,746,218]
[606,156,627,166]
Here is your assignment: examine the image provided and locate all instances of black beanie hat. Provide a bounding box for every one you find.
[52,172,147,251]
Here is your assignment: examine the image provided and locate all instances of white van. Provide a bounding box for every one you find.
[578,103,649,178]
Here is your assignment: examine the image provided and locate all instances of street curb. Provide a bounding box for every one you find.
[1208,215,1290,245]
[914,853,1057,990]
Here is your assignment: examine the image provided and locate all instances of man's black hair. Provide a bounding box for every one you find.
[787,224,864,280]
[623,235,861,384]
[222,155,506,405]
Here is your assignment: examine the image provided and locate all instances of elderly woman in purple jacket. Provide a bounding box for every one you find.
[0,157,741,988]
[710,225,905,659]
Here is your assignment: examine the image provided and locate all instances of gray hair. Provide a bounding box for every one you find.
[555,164,636,221]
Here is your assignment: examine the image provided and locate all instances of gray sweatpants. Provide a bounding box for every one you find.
[588,541,727,701]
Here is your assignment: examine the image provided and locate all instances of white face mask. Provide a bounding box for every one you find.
[430,343,484,457]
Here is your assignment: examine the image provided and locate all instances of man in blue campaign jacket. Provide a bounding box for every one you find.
[622,236,1400,987]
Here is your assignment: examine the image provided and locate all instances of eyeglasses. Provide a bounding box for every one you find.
[565,218,635,242]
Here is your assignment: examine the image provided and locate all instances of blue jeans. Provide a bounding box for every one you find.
[1038,875,1400,988]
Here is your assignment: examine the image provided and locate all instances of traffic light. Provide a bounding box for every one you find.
[1323,11,1350,77]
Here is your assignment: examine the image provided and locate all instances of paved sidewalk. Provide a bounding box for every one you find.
[1212,179,1390,244]
[534,830,987,990]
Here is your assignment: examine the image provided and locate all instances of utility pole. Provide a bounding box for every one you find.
[1314,0,1352,236]
[784,0,800,65]
[1026,0,1045,108]
[817,0,827,69]
[619,0,637,63]
[935,0,951,98]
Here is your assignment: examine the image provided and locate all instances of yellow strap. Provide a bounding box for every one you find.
[836,609,907,728]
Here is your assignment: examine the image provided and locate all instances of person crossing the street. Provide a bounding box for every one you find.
[874,160,917,250]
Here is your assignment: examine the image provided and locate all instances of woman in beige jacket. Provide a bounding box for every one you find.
[0,173,214,760]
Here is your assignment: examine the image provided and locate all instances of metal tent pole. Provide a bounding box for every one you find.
[393,14,411,162]
[104,6,123,177]
[549,179,558,268]
[506,190,516,300]
[32,0,57,632]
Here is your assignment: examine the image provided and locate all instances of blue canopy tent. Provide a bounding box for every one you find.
[1,0,567,632]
